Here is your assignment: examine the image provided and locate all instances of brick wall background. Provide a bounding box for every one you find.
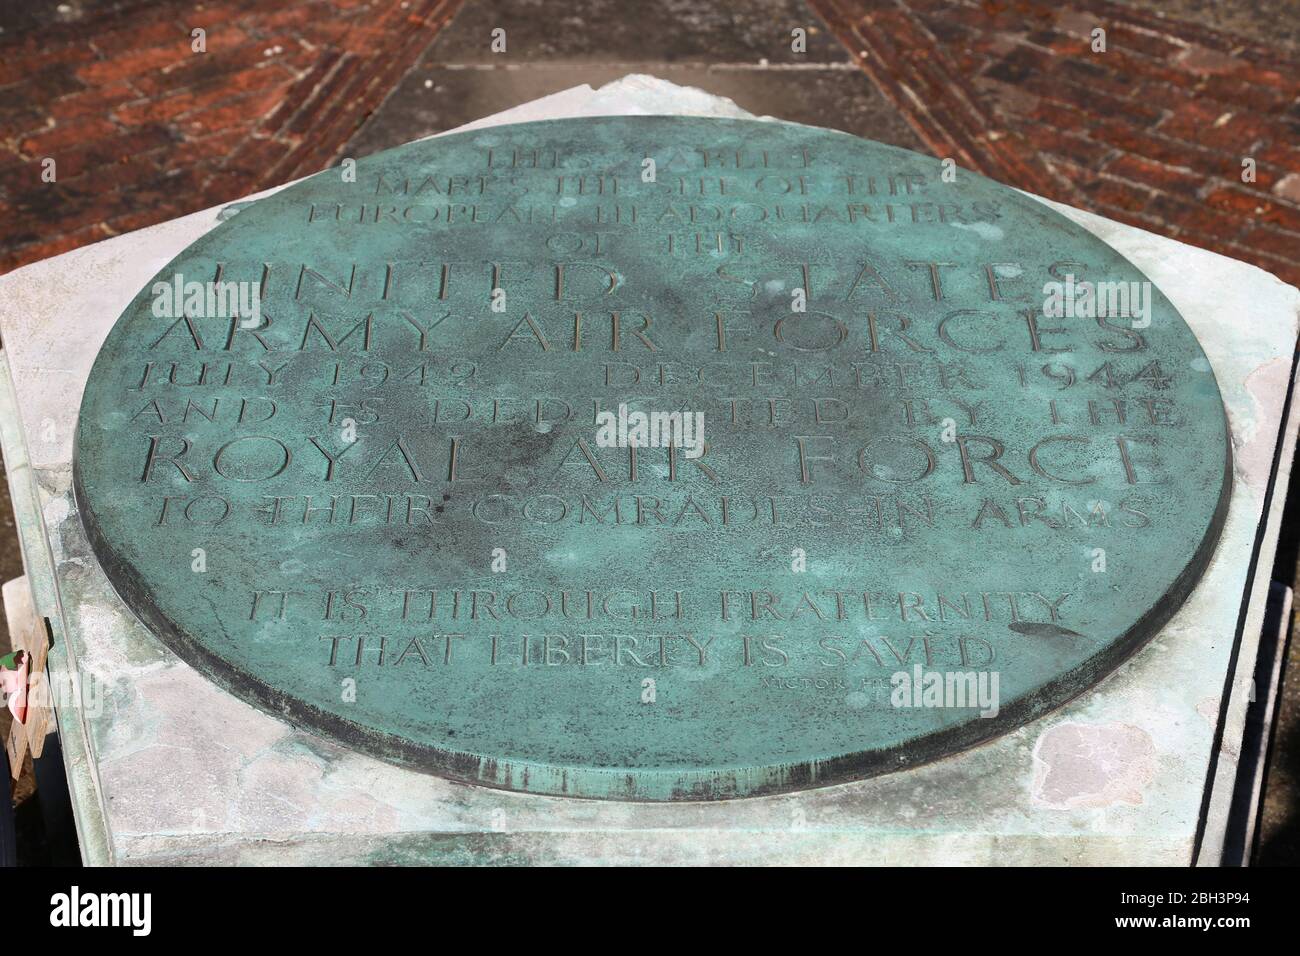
[0,0,464,271]
[811,0,1300,286]
[1,0,1296,283]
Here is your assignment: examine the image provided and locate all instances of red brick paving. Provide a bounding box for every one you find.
[0,0,464,274]
[1,0,1298,287]
[810,0,1300,285]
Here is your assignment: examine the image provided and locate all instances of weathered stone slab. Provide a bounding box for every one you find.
[73,115,1230,799]
[0,77,1295,863]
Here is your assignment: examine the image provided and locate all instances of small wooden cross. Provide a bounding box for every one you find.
[4,577,53,778]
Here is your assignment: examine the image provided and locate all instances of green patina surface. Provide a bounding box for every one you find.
[73,116,1230,800]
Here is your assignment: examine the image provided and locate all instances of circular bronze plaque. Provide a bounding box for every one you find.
[75,117,1231,799]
